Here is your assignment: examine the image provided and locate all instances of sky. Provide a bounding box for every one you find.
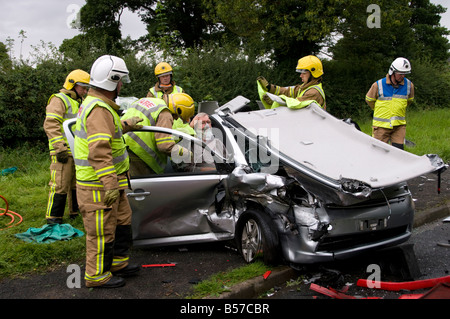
[0,0,147,60]
[0,0,449,61]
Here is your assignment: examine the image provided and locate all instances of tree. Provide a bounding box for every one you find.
[203,0,344,66]
[0,42,12,71]
[331,0,449,63]
[410,0,450,61]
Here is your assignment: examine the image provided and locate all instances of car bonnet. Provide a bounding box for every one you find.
[226,103,446,190]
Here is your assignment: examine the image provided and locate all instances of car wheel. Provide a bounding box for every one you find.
[236,210,280,265]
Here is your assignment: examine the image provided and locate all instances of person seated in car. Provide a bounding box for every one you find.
[188,112,227,172]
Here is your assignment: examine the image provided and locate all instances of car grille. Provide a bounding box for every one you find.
[316,226,409,252]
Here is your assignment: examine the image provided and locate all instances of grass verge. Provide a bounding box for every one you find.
[356,107,450,161]
[187,260,271,299]
[0,143,86,279]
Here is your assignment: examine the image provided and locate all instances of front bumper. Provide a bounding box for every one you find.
[279,191,415,264]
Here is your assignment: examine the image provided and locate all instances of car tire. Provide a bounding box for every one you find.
[235,209,280,265]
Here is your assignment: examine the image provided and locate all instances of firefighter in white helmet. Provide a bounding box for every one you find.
[44,69,90,224]
[147,62,185,99]
[257,55,326,110]
[365,57,415,150]
[74,55,143,288]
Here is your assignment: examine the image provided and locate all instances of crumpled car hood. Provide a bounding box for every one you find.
[228,104,445,189]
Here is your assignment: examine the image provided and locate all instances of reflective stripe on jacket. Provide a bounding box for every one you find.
[373,77,412,129]
[298,83,325,104]
[46,92,79,153]
[149,85,183,98]
[122,98,170,174]
[74,96,129,184]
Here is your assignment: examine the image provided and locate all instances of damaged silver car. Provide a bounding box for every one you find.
[64,96,446,267]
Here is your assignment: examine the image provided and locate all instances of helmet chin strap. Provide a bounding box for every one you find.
[390,74,400,88]
[111,86,120,102]
[159,83,173,89]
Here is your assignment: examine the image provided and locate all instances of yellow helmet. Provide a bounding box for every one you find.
[166,93,195,122]
[155,62,173,77]
[296,55,323,78]
[63,69,90,90]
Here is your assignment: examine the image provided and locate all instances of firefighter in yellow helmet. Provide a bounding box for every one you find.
[121,93,195,176]
[43,69,90,224]
[146,62,185,99]
[257,55,326,110]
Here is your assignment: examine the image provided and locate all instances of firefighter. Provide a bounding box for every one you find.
[257,55,326,110]
[121,93,195,176]
[44,69,90,224]
[146,62,184,99]
[74,55,143,288]
[365,57,415,150]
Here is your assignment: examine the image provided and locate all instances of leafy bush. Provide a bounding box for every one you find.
[0,45,449,148]
[0,60,66,148]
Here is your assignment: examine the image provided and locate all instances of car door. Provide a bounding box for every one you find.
[126,126,233,245]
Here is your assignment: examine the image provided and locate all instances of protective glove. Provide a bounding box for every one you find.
[122,116,144,133]
[56,150,69,163]
[104,189,120,207]
[262,93,274,106]
[257,76,270,91]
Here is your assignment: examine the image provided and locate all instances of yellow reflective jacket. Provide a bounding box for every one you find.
[74,95,129,187]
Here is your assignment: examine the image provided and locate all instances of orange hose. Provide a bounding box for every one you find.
[0,194,23,230]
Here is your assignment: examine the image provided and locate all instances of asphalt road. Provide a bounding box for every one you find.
[260,218,450,300]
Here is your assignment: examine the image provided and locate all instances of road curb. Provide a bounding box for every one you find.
[215,203,450,299]
[212,267,297,299]
[414,203,450,227]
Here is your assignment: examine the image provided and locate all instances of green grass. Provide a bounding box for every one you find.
[187,261,271,298]
[356,108,450,162]
[0,107,448,293]
[0,143,86,279]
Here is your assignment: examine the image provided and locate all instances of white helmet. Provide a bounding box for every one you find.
[90,55,130,91]
[389,57,411,75]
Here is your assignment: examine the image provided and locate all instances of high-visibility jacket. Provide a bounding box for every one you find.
[258,80,326,109]
[272,83,326,105]
[46,92,80,154]
[372,77,412,129]
[122,98,171,174]
[149,84,183,98]
[298,83,325,103]
[74,96,129,186]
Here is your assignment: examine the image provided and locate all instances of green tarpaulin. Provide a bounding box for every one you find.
[15,223,84,243]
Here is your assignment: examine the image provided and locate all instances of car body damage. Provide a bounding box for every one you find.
[63,96,447,266]
[227,102,446,205]
[215,98,446,264]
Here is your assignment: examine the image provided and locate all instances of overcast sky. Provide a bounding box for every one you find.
[0,0,147,60]
[1,0,449,61]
